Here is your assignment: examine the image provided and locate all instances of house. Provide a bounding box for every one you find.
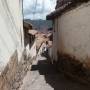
[23,21,33,30]
[0,0,24,89]
[0,0,36,89]
[23,21,37,60]
[47,0,90,80]
[23,21,36,48]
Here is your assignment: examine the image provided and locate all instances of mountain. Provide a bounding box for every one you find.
[24,19,52,31]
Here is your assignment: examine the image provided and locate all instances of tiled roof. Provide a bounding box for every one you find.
[55,0,73,9]
[23,21,33,30]
[47,0,90,20]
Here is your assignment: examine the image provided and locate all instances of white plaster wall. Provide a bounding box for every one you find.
[0,0,23,72]
[53,2,90,63]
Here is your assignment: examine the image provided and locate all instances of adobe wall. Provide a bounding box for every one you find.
[52,2,90,82]
[0,0,24,73]
[0,0,31,89]
[55,2,90,67]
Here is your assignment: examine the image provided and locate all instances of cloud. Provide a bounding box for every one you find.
[23,0,56,20]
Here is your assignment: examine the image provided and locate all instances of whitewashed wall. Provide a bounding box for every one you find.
[0,0,23,72]
[53,2,90,65]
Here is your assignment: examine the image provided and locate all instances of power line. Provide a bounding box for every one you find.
[33,0,37,19]
[41,0,45,13]
[32,0,45,19]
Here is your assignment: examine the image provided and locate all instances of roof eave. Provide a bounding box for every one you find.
[47,2,72,20]
[46,0,90,20]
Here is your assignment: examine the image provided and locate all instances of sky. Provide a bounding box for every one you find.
[23,0,56,20]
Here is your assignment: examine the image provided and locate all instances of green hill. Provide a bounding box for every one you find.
[24,19,52,30]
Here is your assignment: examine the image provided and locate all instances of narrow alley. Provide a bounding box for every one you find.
[19,46,90,90]
[1,0,90,90]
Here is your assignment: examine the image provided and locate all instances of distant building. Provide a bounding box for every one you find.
[23,21,33,30]
[23,21,36,48]
[47,0,90,79]
[48,27,53,31]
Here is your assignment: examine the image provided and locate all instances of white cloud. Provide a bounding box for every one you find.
[23,0,56,20]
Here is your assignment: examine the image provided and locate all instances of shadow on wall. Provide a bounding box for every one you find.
[31,58,90,90]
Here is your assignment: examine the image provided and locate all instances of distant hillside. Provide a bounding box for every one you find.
[24,19,52,30]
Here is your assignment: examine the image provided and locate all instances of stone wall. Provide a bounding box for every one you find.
[0,42,37,90]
